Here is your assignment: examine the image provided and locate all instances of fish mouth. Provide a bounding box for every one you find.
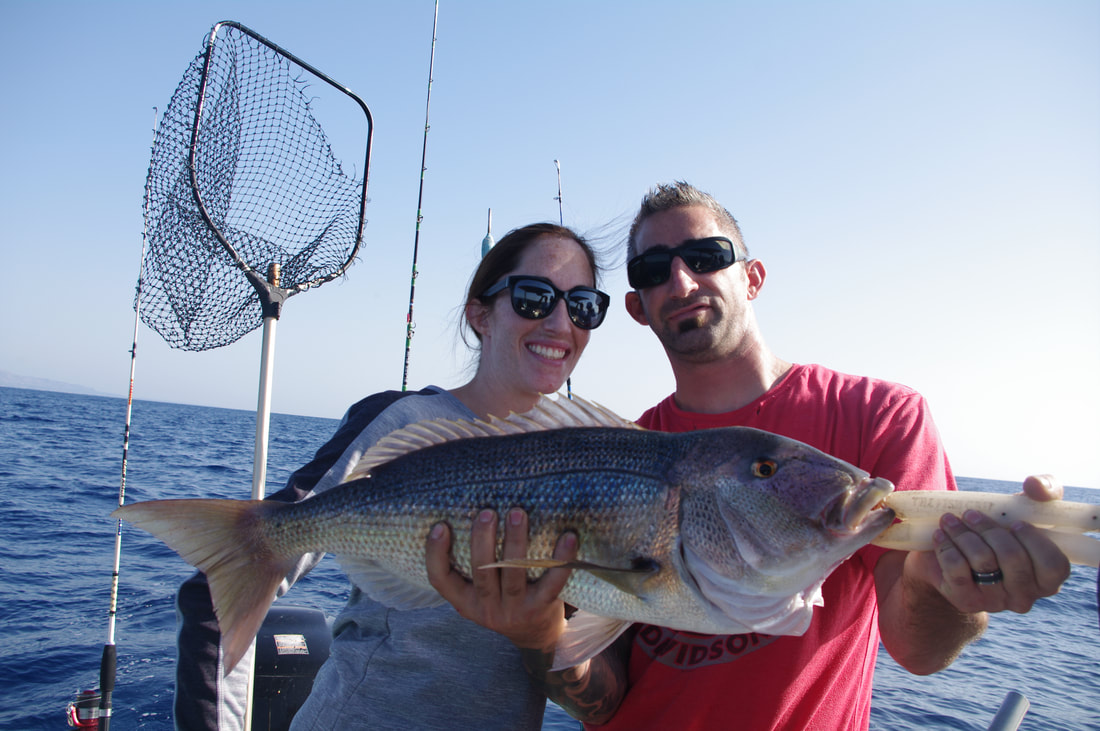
[830,476,896,535]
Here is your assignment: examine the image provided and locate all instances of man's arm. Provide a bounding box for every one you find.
[425,509,632,724]
[874,475,1071,674]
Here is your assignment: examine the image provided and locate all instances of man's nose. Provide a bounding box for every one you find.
[666,256,700,295]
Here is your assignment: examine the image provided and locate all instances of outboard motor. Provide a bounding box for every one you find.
[252,603,332,731]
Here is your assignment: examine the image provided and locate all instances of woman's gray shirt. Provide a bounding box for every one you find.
[287,387,548,730]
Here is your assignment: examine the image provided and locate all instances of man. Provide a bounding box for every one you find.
[426,182,1070,729]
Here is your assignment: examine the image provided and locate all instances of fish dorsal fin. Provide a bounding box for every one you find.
[345,394,641,481]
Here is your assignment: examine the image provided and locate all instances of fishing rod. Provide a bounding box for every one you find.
[402,0,440,391]
[71,107,159,731]
[554,159,573,400]
[100,108,163,731]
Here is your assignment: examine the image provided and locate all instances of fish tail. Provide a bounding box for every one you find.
[114,499,298,672]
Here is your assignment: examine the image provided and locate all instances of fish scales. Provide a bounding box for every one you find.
[266,426,684,593]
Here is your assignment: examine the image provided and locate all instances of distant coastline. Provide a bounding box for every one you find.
[0,375,337,423]
[0,369,116,398]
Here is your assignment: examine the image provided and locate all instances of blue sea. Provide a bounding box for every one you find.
[1,386,1097,730]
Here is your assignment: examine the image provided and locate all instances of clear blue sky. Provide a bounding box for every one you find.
[2,1,1097,487]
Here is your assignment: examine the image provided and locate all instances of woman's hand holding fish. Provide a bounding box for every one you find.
[426,509,578,652]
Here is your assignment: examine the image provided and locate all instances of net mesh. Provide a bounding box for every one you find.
[140,23,369,351]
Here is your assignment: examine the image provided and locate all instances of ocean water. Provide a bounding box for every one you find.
[1,386,1096,730]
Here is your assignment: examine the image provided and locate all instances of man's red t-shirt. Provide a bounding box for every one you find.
[592,364,955,731]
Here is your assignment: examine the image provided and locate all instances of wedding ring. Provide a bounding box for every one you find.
[971,569,1004,585]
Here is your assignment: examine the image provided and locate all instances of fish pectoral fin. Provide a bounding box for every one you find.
[480,558,660,598]
[479,558,649,572]
[588,557,661,597]
[339,556,447,610]
[551,611,633,671]
[479,558,574,570]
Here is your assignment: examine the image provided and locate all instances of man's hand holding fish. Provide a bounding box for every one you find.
[874,474,1072,676]
[893,475,1071,613]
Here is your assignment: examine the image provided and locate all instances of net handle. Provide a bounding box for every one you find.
[188,20,374,319]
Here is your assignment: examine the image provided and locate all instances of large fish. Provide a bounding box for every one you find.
[114,397,896,673]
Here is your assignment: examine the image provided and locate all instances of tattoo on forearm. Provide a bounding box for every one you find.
[520,632,632,726]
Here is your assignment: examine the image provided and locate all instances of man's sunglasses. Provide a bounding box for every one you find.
[480,275,610,330]
[626,236,748,290]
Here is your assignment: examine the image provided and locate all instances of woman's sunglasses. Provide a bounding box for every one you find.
[626,236,748,290]
[479,275,610,330]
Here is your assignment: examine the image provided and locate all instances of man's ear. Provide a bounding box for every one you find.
[746,259,767,300]
[625,291,650,326]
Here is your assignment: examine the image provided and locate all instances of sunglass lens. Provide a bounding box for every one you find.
[511,280,556,319]
[565,291,607,329]
[681,240,734,273]
[628,253,671,289]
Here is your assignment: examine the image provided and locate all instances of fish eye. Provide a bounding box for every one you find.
[752,459,777,478]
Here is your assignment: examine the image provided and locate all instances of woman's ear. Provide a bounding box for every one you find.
[465,300,491,340]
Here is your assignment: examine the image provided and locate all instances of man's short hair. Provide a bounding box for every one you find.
[627,181,746,259]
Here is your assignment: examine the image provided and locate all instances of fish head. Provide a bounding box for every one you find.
[672,427,895,633]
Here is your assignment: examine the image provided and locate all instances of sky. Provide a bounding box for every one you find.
[1,1,1097,488]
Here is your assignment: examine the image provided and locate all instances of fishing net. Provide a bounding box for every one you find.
[140,21,373,351]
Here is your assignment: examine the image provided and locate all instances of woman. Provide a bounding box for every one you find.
[174,223,608,730]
